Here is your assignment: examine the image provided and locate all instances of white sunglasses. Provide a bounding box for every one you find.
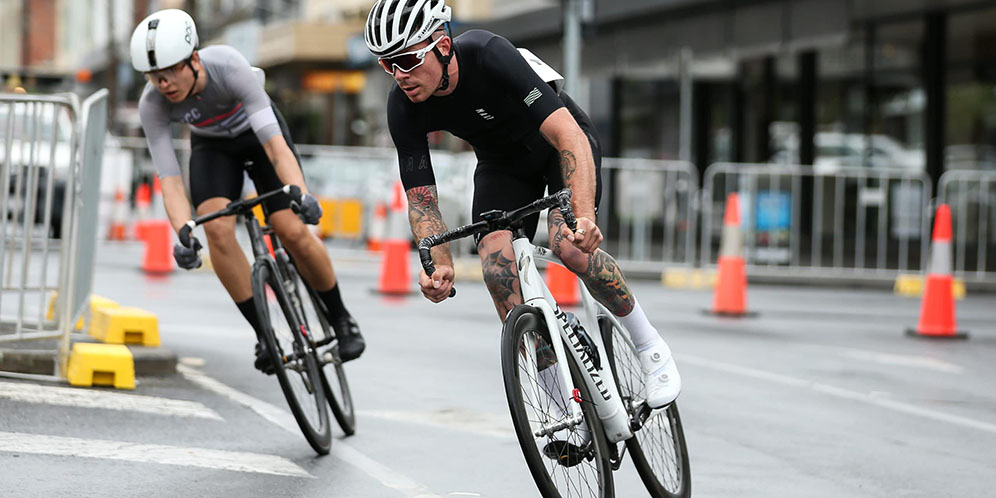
[378,36,445,74]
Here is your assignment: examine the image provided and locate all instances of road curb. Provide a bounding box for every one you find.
[0,343,177,377]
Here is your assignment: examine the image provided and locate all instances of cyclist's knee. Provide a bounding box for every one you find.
[271,214,310,245]
[202,219,236,247]
[554,242,588,274]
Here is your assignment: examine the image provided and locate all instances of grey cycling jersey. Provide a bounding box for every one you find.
[138,45,280,178]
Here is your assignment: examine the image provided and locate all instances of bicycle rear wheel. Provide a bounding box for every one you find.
[287,265,355,436]
[601,317,690,498]
[501,305,614,498]
[254,263,332,455]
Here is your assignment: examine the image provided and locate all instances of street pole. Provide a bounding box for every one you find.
[678,47,693,162]
[106,0,118,130]
[563,0,581,97]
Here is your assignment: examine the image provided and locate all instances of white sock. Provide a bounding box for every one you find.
[617,298,661,350]
[538,364,569,419]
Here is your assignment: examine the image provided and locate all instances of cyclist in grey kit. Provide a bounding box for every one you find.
[131,9,365,368]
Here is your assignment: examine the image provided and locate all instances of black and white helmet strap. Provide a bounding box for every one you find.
[145,19,160,69]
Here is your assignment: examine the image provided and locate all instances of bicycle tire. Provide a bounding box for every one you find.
[501,305,614,498]
[253,262,332,455]
[292,269,356,436]
[600,317,690,498]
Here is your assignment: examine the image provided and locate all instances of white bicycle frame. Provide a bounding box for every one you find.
[512,237,634,444]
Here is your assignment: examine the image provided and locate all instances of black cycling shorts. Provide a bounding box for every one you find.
[472,92,602,245]
[189,104,301,214]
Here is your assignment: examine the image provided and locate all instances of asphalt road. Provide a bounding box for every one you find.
[1,240,994,497]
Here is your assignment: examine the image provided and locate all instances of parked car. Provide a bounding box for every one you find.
[771,131,925,175]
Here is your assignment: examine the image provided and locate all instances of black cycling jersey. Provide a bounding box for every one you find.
[387,30,567,190]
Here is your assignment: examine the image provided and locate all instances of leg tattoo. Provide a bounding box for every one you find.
[482,248,522,319]
[548,208,634,316]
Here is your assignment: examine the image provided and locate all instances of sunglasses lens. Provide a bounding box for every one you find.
[381,53,422,73]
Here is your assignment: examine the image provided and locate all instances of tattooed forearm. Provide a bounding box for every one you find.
[548,209,566,253]
[482,249,521,319]
[407,185,451,263]
[559,150,578,182]
[580,250,634,316]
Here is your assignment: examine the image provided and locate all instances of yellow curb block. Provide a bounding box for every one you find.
[894,274,965,299]
[453,259,485,282]
[89,307,161,347]
[662,268,716,290]
[66,343,135,389]
[47,293,121,331]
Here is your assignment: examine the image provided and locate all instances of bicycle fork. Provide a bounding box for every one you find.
[514,239,634,444]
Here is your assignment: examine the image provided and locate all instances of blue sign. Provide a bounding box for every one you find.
[755,191,791,231]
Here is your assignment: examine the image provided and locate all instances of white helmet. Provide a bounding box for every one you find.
[365,0,452,58]
[130,9,199,72]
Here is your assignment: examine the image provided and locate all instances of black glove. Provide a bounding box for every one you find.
[173,237,202,270]
[290,193,322,225]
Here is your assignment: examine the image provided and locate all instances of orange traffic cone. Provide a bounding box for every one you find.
[708,192,754,317]
[132,182,152,239]
[906,204,968,339]
[377,181,412,295]
[546,262,579,306]
[107,188,128,241]
[151,176,168,220]
[140,219,174,274]
[367,201,387,252]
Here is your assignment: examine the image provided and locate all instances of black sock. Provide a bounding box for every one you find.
[316,284,348,320]
[235,297,264,341]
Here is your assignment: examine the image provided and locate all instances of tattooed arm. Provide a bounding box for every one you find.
[539,107,603,253]
[539,107,597,220]
[407,185,455,301]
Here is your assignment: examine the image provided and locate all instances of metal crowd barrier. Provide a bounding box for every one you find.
[701,163,932,282]
[939,169,996,282]
[1,90,108,380]
[600,158,698,272]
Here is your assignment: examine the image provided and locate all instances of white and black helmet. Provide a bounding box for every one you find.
[365,0,452,58]
[129,9,199,72]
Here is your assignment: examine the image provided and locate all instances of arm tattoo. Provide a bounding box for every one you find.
[559,150,578,182]
[406,185,447,238]
[548,209,566,253]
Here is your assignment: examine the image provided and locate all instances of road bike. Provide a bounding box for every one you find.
[178,184,356,454]
[418,188,691,498]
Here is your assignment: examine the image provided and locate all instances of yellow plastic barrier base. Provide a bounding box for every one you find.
[89,307,161,347]
[66,343,135,389]
[662,268,716,290]
[894,274,966,299]
[47,293,121,331]
[317,198,364,239]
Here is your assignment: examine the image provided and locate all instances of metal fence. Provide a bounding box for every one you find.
[1,90,108,379]
[701,163,933,282]
[600,159,698,272]
[939,169,996,282]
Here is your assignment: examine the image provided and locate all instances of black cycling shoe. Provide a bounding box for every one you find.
[254,342,276,375]
[542,439,594,468]
[333,315,365,362]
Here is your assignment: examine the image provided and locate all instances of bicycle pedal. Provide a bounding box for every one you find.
[542,440,593,468]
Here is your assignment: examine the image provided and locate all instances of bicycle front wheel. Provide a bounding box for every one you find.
[601,317,690,498]
[291,268,355,436]
[254,262,332,455]
[501,305,614,498]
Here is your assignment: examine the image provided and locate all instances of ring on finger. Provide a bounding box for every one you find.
[576,228,587,235]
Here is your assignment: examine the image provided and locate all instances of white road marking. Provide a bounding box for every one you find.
[0,380,223,421]
[0,431,312,478]
[830,346,965,374]
[680,354,996,435]
[358,409,514,439]
[178,365,444,498]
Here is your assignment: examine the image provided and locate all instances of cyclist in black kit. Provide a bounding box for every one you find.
[130,9,365,368]
[365,0,681,408]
